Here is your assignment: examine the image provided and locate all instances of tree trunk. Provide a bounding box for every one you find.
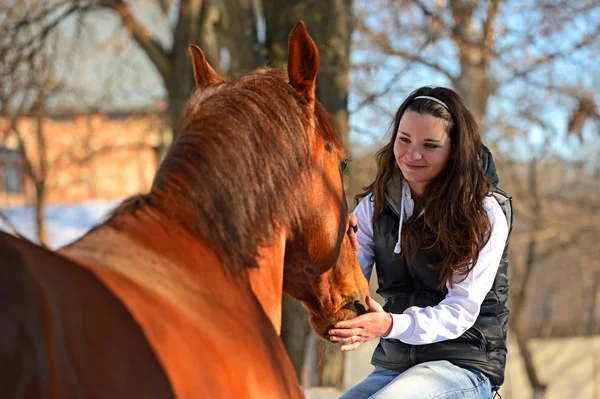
[34,94,48,247]
[166,0,262,137]
[264,0,352,151]
[167,0,223,137]
[280,295,312,378]
[218,0,262,76]
[508,158,547,398]
[34,182,47,246]
[263,0,353,385]
[449,0,498,132]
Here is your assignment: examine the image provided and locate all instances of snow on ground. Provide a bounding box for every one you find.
[0,199,123,249]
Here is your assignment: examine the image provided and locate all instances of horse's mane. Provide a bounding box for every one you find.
[105,68,340,274]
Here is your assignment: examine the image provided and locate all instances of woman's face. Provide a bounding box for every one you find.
[393,110,452,195]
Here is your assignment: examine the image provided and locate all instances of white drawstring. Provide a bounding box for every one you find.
[394,203,403,255]
[394,178,414,254]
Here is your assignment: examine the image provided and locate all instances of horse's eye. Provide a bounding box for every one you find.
[340,159,348,171]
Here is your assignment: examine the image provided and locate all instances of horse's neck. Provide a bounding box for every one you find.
[60,213,287,334]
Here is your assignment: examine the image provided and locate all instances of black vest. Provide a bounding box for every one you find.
[371,153,512,389]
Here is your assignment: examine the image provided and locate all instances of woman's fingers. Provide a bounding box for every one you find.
[347,213,358,229]
[329,326,362,338]
[340,341,362,352]
[329,326,373,343]
[330,334,362,343]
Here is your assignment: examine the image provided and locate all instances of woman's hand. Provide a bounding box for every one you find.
[328,296,393,352]
[346,213,359,254]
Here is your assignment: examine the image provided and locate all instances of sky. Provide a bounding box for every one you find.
[348,1,600,165]
[0,199,121,248]
[12,1,600,166]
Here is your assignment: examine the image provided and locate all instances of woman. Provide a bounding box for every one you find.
[331,87,512,399]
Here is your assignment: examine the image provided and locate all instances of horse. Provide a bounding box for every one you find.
[0,21,369,398]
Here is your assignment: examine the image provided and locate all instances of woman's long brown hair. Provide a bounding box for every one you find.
[357,87,491,289]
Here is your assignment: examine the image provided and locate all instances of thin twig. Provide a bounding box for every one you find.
[0,209,24,238]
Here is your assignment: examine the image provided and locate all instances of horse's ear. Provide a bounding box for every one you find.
[288,21,320,108]
[189,44,224,89]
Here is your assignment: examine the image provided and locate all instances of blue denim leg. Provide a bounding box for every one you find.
[369,360,492,399]
[338,367,400,399]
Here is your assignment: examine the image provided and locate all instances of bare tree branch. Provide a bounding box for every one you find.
[2,2,87,64]
[350,37,435,113]
[507,21,600,80]
[482,0,501,61]
[52,142,150,168]
[96,0,171,81]
[0,210,24,238]
[535,226,597,264]
[355,6,454,81]
[412,0,465,48]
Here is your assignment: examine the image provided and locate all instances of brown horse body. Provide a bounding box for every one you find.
[1,230,175,399]
[0,22,368,398]
[61,213,302,398]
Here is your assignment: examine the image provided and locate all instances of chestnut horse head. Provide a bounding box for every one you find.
[180,21,368,337]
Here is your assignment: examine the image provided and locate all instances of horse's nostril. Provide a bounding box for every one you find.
[354,300,367,316]
[343,300,367,316]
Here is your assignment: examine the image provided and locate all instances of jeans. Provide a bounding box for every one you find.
[339,361,492,399]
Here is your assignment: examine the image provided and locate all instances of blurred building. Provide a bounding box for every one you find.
[0,108,171,207]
